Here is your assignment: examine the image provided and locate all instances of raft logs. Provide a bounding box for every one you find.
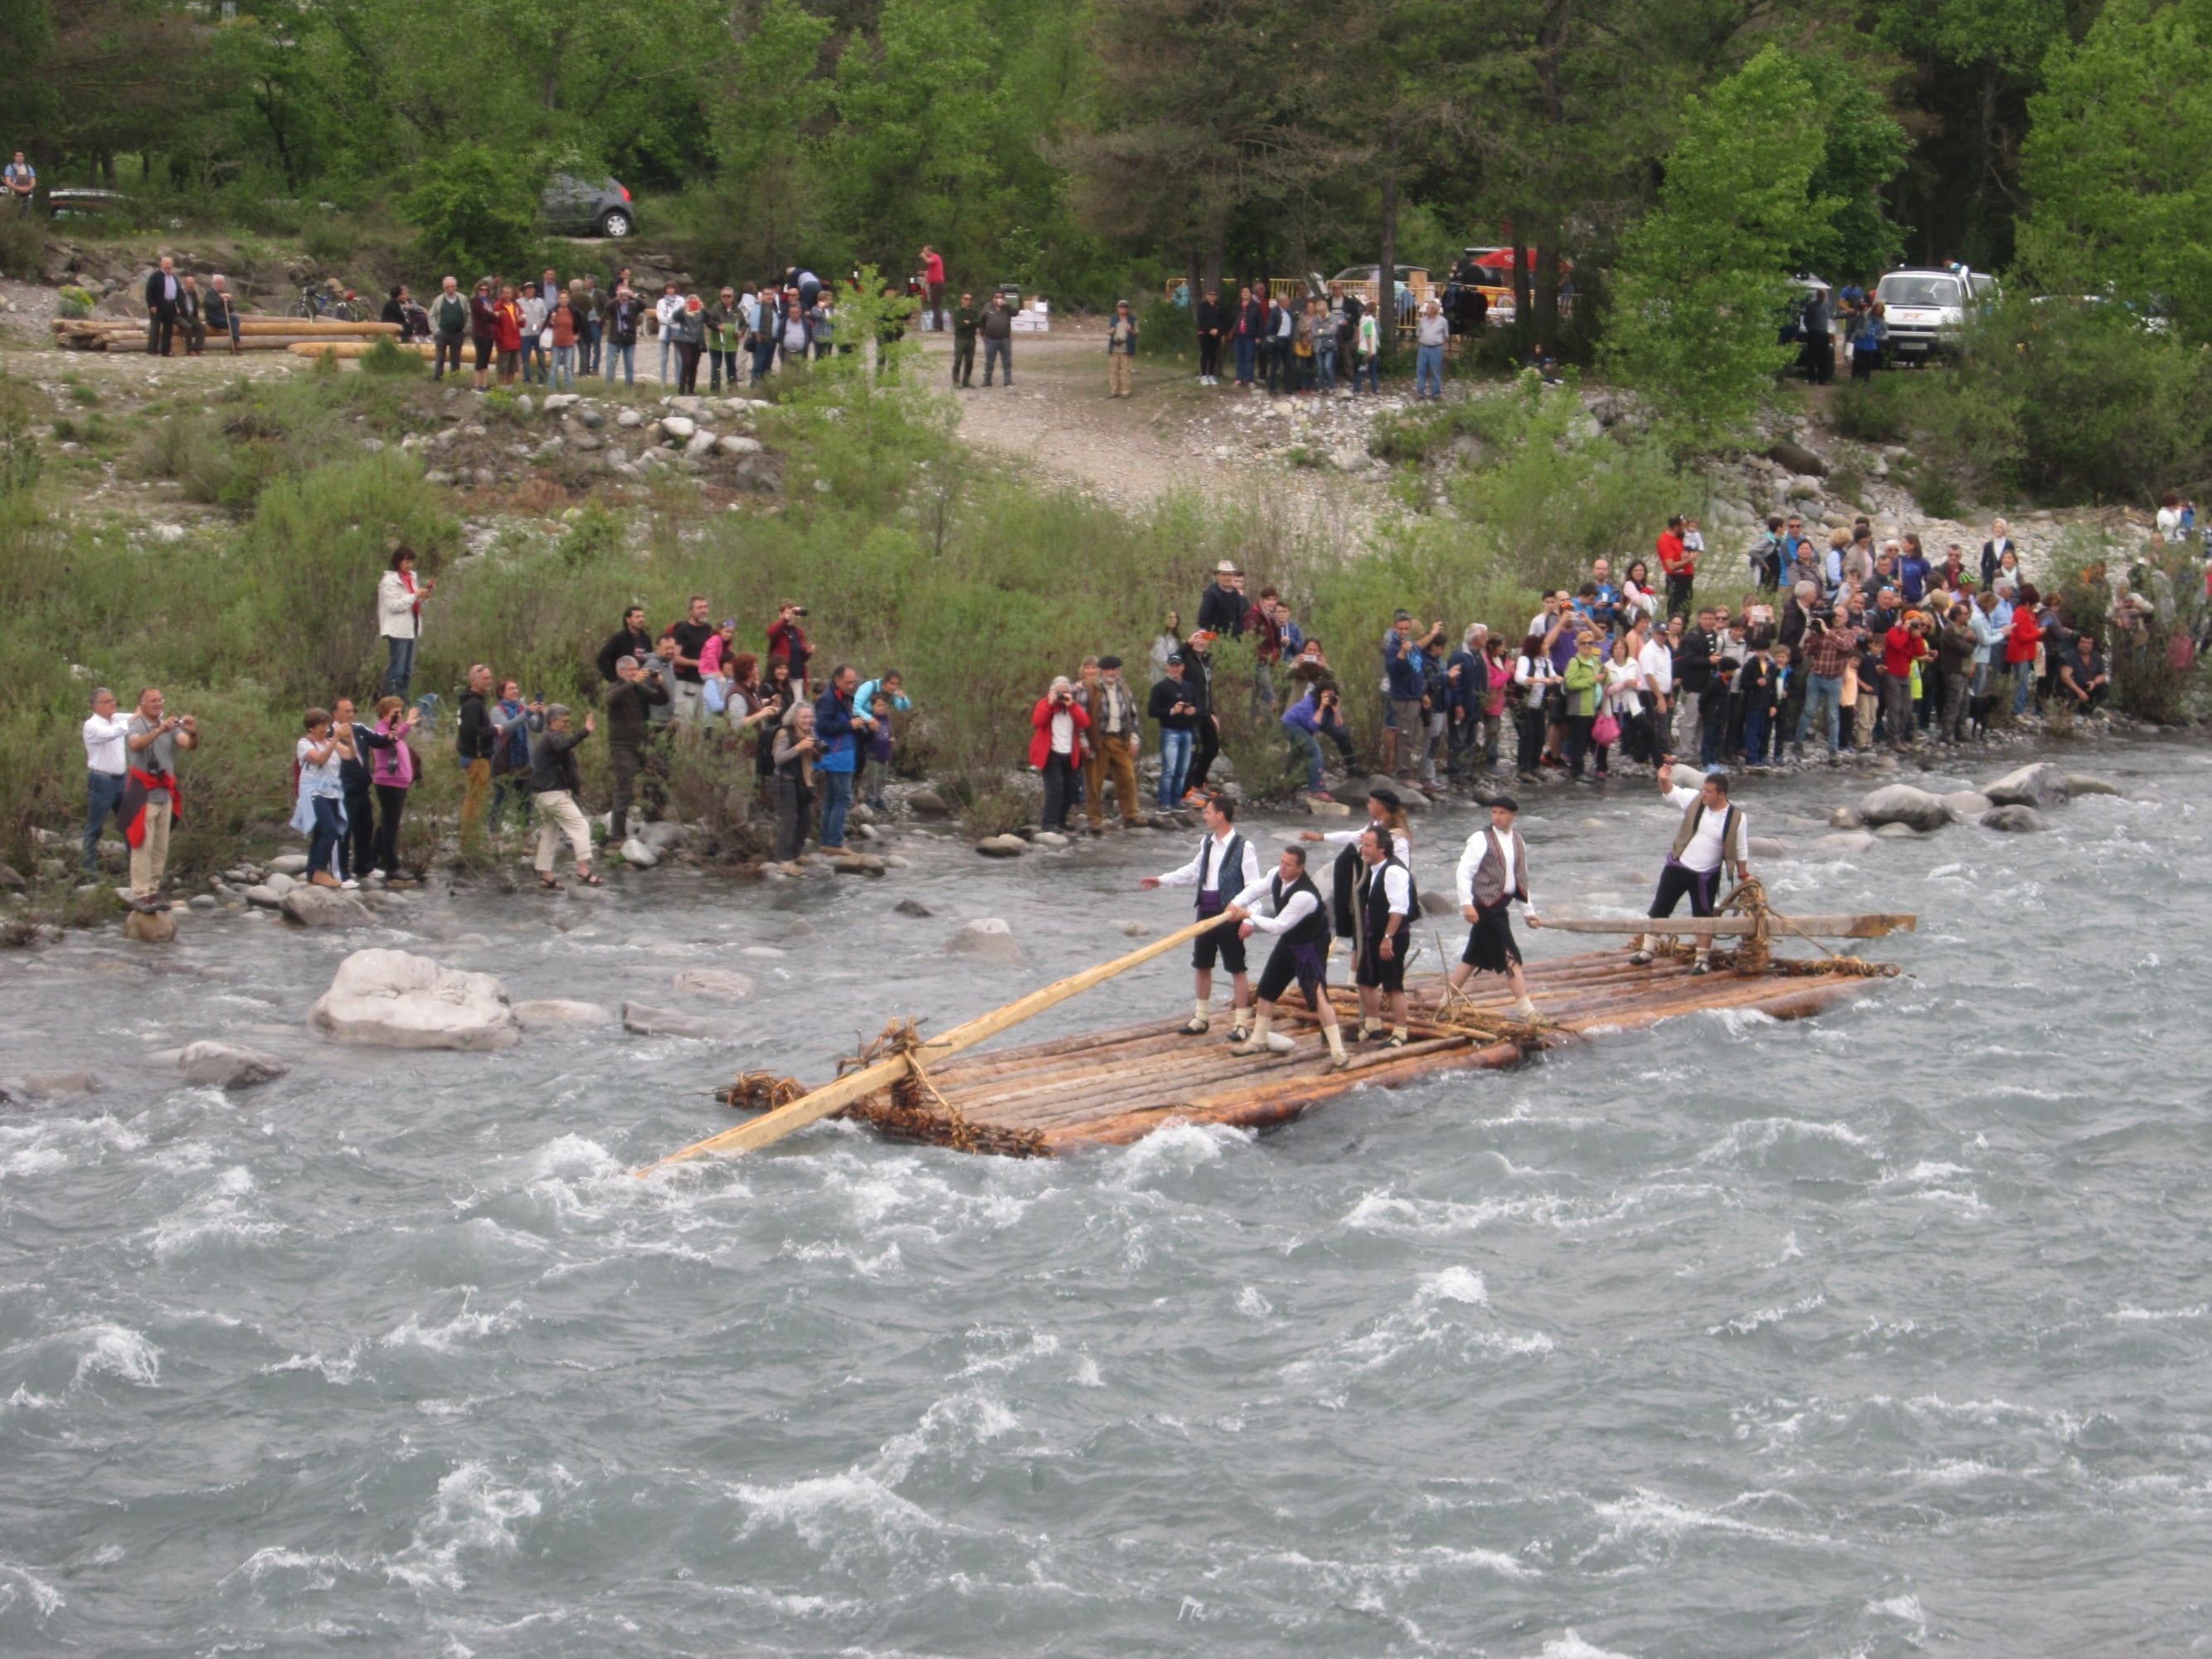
[48,317,404,353]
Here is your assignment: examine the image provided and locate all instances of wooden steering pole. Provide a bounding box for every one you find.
[634,916,1223,1175]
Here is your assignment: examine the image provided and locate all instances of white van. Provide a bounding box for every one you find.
[1874,268,1995,359]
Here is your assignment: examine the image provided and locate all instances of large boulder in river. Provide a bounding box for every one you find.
[308,948,521,1052]
[1983,762,2069,808]
[946,917,1026,966]
[1768,438,1827,476]
[1942,791,1993,820]
[2065,775,2120,797]
[1857,784,1953,833]
[1981,805,2049,833]
[281,886,375,928]
[178,1041,289,1089]
[622,1002,722,1039]
[124,908,177,945]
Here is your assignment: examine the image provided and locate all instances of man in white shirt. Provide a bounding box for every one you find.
[1633,619,1673,763]
[654,281,683,384]
[1140,795,1262,1039]
[80,688,131,877]
[1633,761,1752,975]
[1223,844,1349,1068]
[1352,824,1416,1045]
[1442,796,1541,1020]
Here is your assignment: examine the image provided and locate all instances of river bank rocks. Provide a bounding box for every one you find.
[1857,784,1955,833]
[1984,762,2072,808]
[280,887,375,927]
[946,917,1025,965]
[309,949,522,1052]
[512,999,615,1027]
[621,1002,722,1039]
[177,1041,289,1088]
[1981,805,2049,832]
[124,908,177,944]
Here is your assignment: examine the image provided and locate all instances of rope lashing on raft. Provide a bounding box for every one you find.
[1641,877,1903,980]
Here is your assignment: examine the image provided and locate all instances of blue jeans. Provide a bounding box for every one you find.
[819,769,854,849]
[385,635,416,698]
[605,343,634,385]
[1156,728,1193,805]
[2012,660,2034,714]
[83,770,125,872]
[523,338,547,382]
[659,337,675,384]
[1286,726,1325,791]
[1358,355,1380,392]
[550,345,575,389]
[581,322,600,374]
[751,339,776,383]
[1316,343,1336,391]
[1741,704,1769,763]
[1233,337,1257,384]
[307,795,346,879]
[1416,343,1443,397]
[1797,672,1843,753]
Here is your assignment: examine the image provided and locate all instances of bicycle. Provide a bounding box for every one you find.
[289,283,362,323]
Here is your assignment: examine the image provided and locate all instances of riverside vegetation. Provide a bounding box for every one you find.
[4,280,2208,931]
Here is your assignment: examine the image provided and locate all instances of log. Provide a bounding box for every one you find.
[634,916,1226,1172]
[285,340,436,359]
[1534,913,1916,938]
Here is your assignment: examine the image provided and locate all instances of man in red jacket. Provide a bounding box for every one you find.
[2005,582,2044,716]
[1657,515,1694,621]
[1880,612,1928,749]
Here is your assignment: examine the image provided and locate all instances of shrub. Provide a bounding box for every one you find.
[359,336,423,377]
[1137,297,1194,364]
[0,376,42,497]
[56,286,98,319]
[300,212,358,270]
[0,211,43,280]
[405,145,545,279]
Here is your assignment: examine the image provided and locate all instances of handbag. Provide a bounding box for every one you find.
[1592,709,1620,747]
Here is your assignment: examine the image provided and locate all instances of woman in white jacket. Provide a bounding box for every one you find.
[377,547,434,698]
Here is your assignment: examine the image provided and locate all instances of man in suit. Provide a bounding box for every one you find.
[144,256,182,357]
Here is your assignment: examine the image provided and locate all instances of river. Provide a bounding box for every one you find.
[2,741,2207,1657]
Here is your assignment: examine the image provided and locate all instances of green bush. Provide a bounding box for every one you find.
[0,376,44,497]
[360,336,423,377]
[405,145,545,280]
[300,211,359,270]
[0,211,43,280]
[1137,297,1194,364]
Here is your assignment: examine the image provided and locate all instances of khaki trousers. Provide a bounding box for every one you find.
[460,759,492,842]
[532,790,593,873]
[1085,733,1141,826]
[1108,353,1134,397]
[129,794,173,897]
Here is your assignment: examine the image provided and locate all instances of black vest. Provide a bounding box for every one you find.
[1271,871,1329,948]
[1359,854,1409,943]
[1194,832,1247,908]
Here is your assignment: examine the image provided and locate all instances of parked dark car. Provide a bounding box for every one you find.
[541,173,634,239]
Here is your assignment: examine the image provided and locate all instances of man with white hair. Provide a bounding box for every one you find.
[1980,518,2013,590]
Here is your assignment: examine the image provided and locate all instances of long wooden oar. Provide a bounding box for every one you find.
[633,916,1223,1175]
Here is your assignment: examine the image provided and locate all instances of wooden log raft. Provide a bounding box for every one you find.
[659,927,1908,1164]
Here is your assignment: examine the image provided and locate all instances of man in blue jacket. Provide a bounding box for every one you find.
[813,664,872,852]
[1382,610,1424,782]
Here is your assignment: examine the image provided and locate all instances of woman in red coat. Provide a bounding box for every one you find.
[2005,581,2043,716]
[1029,675,1091,832]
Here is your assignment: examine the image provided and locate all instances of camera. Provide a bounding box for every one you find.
[790,606,809,617]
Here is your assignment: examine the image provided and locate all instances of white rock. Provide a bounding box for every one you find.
[616,408,644,428]
[620,837,658,868]
[308,948,521,1052]
[1032,831,1070,849]
[718,434,763,455]
[244,885,284,908]
[1857,784,1953,833]
[178,1041,289,1088]
[684,428,718,456]
[672,968,755,1000]
[280,887,375,927]
[1984,762,2069,808]
[975,834,1028,859]
[659,415,697,442]
[265,871,298,897]
[269,854,309,876]
[945,917,1026,966]
[621,1001,721,1039]
[512,999,615,1026]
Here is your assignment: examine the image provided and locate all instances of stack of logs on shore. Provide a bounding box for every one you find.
[47,315,429,357]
